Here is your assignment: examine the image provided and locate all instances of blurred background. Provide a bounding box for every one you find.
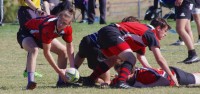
[2,0,173,23]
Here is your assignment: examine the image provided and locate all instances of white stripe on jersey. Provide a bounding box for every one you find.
[47,18,57,22]
[122,33,146,46]
[30,30,39,34]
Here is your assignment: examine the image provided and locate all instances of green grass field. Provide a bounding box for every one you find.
[0,20,200,94]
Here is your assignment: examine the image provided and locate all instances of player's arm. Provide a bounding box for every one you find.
[43,43,67,82]
[25,0,46,16]
[74,52,85,69]
[151,46,179,86]
[66,42,75,68]
[175,0,183,6]
[43,0,51,15]
[136,53,152,68]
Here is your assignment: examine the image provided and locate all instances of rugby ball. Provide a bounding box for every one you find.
[65,68,80,83]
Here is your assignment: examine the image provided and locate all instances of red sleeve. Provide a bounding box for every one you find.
[62,26,73,43]
[25,18,44,30]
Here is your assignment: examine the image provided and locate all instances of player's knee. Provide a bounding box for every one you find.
[29,47,39,54]
[57,48,67,56]
[118,49,136,64]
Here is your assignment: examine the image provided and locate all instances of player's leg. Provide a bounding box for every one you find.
[114,49,136,88]
[169,66,195,85]
[98,69,111,84]
[97,26,135,88]
[22,37,39,90]
[176,19,194,52]
[185,20,194,43]
[175,1,199,63]
[192,73,200,85]
[178,19,199,63]
[193,14,200,45]
[192,7,200,45]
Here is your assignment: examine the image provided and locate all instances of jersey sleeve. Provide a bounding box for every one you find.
[62,26,73,43]
[143,31,160,50]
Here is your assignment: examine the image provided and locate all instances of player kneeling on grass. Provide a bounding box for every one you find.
[17,9,75,90]
[112,64,200,88]
[74,16,152,87]
[82,17,179,89]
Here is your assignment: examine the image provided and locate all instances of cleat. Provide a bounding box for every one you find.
[170,40,185,46]
[26,82,37,90]
[183,55,200,64]
[194,40,200,45]
[56,81,80,88]
[111,81,131,89]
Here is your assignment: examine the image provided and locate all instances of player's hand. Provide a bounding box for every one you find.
[175,0,183,6]
[170,75,179,87]
[58,69,67,83]
[35,9,47,16]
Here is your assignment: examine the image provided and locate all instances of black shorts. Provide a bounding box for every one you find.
[169,66,195,85]
[17,31,43,49]
[175,0,194,19]
[194,0,200,8]
[78,36,106,70]
[97,25,124,49]
[97,25,130,57]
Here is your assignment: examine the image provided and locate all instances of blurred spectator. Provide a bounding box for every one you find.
[0,0,3,26]
[74,0,88,23]
[88,0,106,24]
[174,0,199,64]
[43,0,60,15]
[42,0,72,15]
[193,0,200,45]
[43,0,51,15]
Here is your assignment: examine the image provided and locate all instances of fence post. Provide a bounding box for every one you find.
[137,0,140,19]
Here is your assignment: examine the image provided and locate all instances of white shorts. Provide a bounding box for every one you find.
[192,8,200,14]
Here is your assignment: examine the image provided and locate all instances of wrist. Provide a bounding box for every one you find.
[34,8,39,13]
[35,8,39,11]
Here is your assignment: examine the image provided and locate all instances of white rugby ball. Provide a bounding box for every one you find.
[65,68,80,83]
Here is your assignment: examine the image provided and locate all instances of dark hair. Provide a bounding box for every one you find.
[150,18,171,30]
[121,16,140,22]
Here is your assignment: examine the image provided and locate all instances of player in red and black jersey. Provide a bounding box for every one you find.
[75,16,145,86]
[112,64,200,88]
[83,18,179,88]
[17,10,75,89]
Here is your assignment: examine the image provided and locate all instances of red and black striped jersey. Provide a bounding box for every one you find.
[25,15,73,44]
[116,22,160,55]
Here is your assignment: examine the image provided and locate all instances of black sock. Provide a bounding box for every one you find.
[89,62,110,81]
[198,35,200,40]
[188,49,197,57]
[179,36,182,41]
[118,61,133,82]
